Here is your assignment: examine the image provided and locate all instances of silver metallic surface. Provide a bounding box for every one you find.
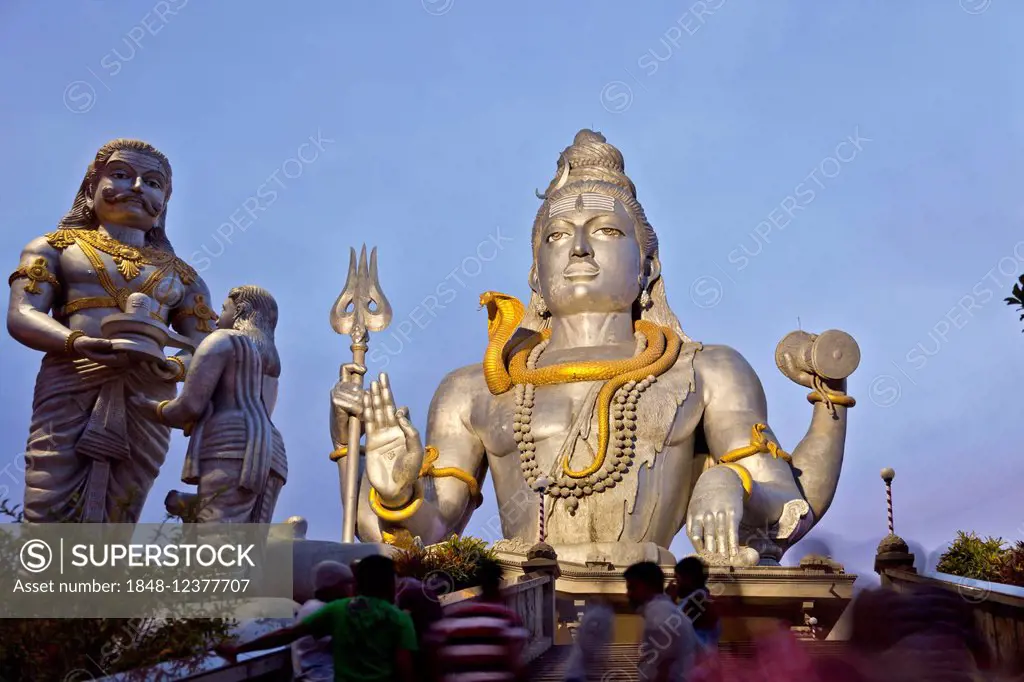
[329,130,857,566]
[775,329,860,382]
[140,286,286,523]
[6,140,211,522]
[102,292,195,361]
[330,246,392,543]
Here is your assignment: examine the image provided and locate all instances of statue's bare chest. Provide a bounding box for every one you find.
[60,246,166,293]
[474,363,701,460]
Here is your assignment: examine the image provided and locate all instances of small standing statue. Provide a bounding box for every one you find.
[134,286,287,523]
[6,139,215,523]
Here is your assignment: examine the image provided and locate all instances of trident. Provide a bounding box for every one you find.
[330,245,392,544]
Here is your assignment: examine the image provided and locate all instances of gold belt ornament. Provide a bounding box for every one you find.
[60,295,122,317]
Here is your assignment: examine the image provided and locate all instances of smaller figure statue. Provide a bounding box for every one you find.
[134,285,287,523]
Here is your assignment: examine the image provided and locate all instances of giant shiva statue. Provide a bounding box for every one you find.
[330,130,858,567]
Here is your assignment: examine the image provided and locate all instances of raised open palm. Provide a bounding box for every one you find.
[361,373,424,506]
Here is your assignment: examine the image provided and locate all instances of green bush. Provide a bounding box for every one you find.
[997,541,1024,587]
[395,534,497,592]
[936,531,1024,588]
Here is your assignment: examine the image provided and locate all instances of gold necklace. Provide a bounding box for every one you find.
[71,228,175,280]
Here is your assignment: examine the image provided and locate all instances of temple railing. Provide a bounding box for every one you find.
[881,568,1024,672]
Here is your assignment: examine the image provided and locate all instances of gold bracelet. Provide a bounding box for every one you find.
[369,484,423,522]
[329,444,367,461]
[420,446,483,508]
[807,390,856,407]
[166,356,187,382]
[155,400,171,425]
[64,330,86,355]
[720,463,753,499]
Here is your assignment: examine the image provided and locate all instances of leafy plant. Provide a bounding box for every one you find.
[1005,274,1024,332]
[996,541,1024,588]
[394,534,497,592]
[936,531,1024,587]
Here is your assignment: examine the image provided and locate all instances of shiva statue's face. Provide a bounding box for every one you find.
[533,195,642,317]
[90,150,169,231]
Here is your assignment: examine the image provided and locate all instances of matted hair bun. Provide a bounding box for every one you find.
[537,129,637,200]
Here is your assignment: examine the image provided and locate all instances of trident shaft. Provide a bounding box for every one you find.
[331,245,392,543]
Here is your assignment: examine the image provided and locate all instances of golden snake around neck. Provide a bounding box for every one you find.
[479,291,682,478]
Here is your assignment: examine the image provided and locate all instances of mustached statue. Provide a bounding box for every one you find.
[6,139,216,523]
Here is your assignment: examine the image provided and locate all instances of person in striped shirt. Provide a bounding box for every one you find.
[426,557,529,681]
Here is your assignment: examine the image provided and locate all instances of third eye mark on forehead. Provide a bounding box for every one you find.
[548,193,616,217]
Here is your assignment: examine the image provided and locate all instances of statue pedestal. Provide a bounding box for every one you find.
[285,539,393,603]
[265,521,394,604]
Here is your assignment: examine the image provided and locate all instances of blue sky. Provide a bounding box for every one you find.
[1,0,1021,581]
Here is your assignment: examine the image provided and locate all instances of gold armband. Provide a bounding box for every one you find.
[369,483,424,522]
[719,423,791,464]
[420,446,483,508]
[9,258,59,295]
[720,463,753,499]
[172,294,219,333]
[64,330,86,355]
[166,356,187,383]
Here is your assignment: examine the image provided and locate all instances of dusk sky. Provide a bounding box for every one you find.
[1,1,1021,582]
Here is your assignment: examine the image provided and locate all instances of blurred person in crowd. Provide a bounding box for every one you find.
[427,557,529,681]
[848,586,995,681]
[689,585,999,682]
[396,575,445,677]
[291,560,354,681]
[625,561,697,682]
[564,598,614,682]
[216,554,417,682]
[669,556,721,653]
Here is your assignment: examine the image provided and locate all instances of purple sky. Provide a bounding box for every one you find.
[1,1,1022,582]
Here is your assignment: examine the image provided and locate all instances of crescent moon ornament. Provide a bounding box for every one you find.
[535,153,571,200]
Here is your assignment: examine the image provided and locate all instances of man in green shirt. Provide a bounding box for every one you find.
[215,555,417,682]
